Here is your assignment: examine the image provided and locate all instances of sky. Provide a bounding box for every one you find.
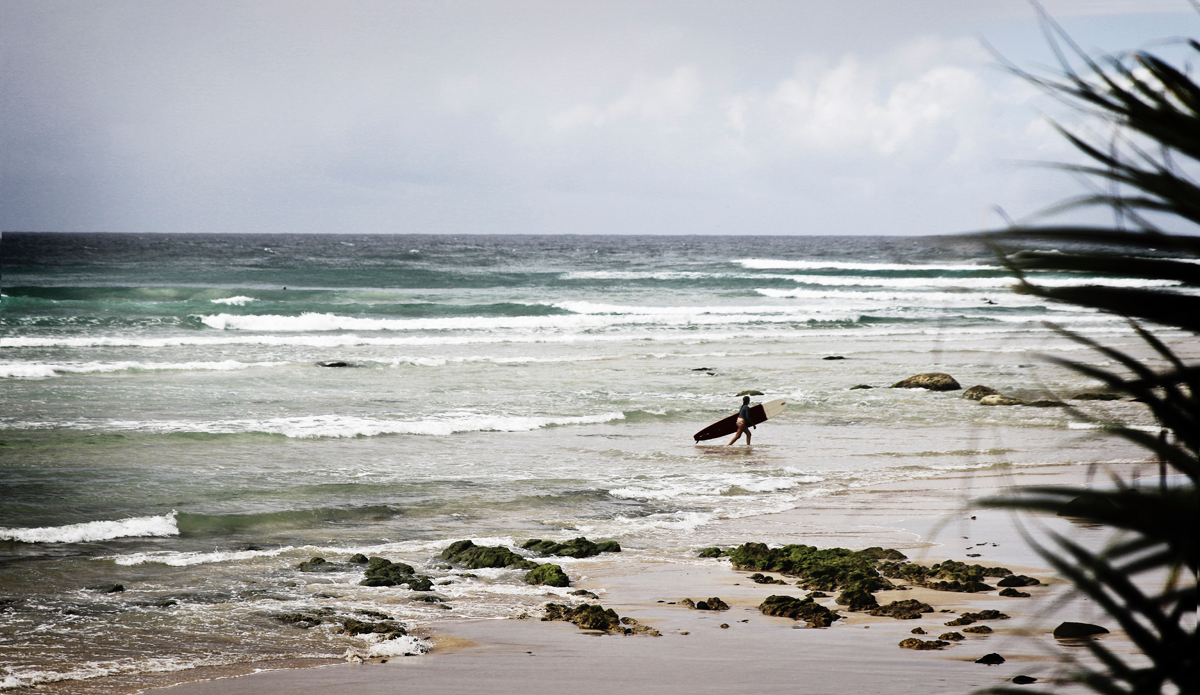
[1,0,1196,236]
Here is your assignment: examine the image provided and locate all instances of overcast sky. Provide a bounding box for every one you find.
[1,0,1195,236]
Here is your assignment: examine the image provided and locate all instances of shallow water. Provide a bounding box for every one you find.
[0,233,1181,692]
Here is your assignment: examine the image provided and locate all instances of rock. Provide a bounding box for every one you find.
[963,610,1009,621]
[88,584,125,593]
[1012,675,1038,684]
[999,588,1030,598]
[728,543,895,592]
[619,616,662,637]
[697,547,729,558]
[822,356,845,360]
[525,563,570,588]
[276,612,324,629]
[298,557,343,572]
[869,599,933,619]
[441,540,537,570]
[857,547,908,561]
[570,589,599,599]
[945,616,975,626]
[997,575,1040,587]
[521,537,620,559]
[807,591,828,598]
[693,597,730,611]
[1027,400,1068,407]
[911,627,926,635]
[962,385,1000,401]
[898,638,949,650]
[348,554,368,564]
[835,583,879,611]
[360,557,433,590]
[1058,493,1121,518]
[939,631,965,641]
[750,573,788,585]
[758,595,840,628]
[679,598,696,609]
[736,389,765,396]
[542,603,628,633]
[962,625,993,634]
[1053,622,1109,638]
[338,617,407,640]
[979,395,1025,406]
[849,384,873,390]
[316,361,351,368]
[1071,392,1122,400]
[976,653,1006,665]
[891,373,961,391]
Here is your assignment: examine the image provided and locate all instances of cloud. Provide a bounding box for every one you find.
[549,66,703,131]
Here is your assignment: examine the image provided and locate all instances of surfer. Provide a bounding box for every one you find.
[727,395,753,445]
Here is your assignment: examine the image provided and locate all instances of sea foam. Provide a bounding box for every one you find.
[0,512,179,544]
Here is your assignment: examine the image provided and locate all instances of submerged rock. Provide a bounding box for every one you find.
[736,389,765,396]
[521,537,620,559]
[758,595,839,628]
[898,637,949,650]
[1012,675,1038,685]
[697,547,730,558]
[316,361,351,368]
[822,356,845,360]
[999,587,1030,598]
[962,385,1000,401]
[441,540,537,570]
[1053,622,1109,638]
[976,653,1006,665]
[570,589,599,599]
[298,557,346,572]
[849,384,874,390]
[891,373,961,391]
[1027,399,1068,407]
[979,395,1025,406]
[939,631,965,641]
[525,563,571,587]
[962,625,993,634]
[360,557,434,590]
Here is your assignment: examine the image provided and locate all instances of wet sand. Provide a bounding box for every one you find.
[146,463,1142,695]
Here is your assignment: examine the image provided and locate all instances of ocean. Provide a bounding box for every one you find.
[0,233,1169,693]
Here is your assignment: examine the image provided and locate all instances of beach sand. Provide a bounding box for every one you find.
[145,463,1143,695]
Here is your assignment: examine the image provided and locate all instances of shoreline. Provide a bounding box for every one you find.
[141,460,1146,695]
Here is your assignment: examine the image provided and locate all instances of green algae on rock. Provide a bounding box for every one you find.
[869,599,934,619]
[361,557,434,590]
[441,540,538,570]
[758,595,840,628]
[521,537,620,558]
[729,543,899,592]
[525,563,570,587]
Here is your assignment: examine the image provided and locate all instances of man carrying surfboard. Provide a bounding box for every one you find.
[727,395,753,445]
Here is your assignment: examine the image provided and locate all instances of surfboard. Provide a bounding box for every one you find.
[693,398,787,442]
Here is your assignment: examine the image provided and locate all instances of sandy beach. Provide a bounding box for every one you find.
[144,462,1144,695]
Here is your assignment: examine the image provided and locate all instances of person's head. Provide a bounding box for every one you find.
[743,395,750,404]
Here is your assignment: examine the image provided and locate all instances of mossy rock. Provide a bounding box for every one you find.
[693,597,729,611]
[521,537,621,559]
[758,595,840,628]
[338,617,407,639]
[728,543,893,592]
[835,582,878,611]
[899,637,949,650]
[525,563,570,587]
[750,573,788,585]
[869,599,933,619]
[360,557,432,590]
[441,540,537,570]
[298,557,347,572]
[697,547,729,558]
[542,603,623,632]
[348,554,368,564]
[963,625,993,634]
[962,385,1000,401]
[997,574,1039,587]
[938,631,965,641]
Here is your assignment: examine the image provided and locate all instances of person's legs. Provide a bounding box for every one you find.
[727,421,745,445]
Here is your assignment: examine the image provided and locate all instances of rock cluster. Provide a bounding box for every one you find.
[945,610,1009,626]
[542,603,660,636]
[899,637,949,650]
[440,540,537,570]
[680,597,729,611]
[869,599,934,620]
[758,595,840,628]
[697,547,731,558]
[275,608,409,641]
[880,559,1014,593]
[749,573,788,585]
[729,543,902,593]
[360,557,435,591]
[521,537,620,558]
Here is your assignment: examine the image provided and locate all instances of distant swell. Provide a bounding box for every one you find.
[0,512,179,544]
